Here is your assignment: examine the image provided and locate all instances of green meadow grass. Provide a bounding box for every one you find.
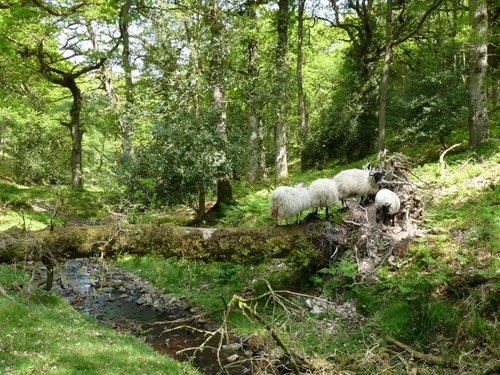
[0,265,201,375]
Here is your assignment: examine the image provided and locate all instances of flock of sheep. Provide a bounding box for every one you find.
[269,168,401,226]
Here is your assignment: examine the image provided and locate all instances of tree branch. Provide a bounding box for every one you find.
[29,0,87,16]
[393,0,443,46]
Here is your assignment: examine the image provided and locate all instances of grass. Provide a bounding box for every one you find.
[0,265,201,375]
[0,182,110,230]
[115,140,499,372]
[1,136,498,373]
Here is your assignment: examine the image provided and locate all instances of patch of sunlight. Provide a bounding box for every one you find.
[0,211,47,231]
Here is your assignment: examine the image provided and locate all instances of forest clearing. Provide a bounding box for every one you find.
[0,0,499,374]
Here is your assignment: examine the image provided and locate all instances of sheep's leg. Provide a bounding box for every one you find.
[391,215,395,227]
[325,207,329,218]
[339,199,349,212]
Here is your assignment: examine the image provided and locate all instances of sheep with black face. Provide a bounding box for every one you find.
[333,169,385,207]
[375,188,400,226]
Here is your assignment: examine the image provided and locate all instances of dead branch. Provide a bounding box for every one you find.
[0,285,14,300]
[385,335,455,367]
[439,143,461,178]
[228,294,302,375]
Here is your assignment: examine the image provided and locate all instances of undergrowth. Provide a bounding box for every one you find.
[1,137,498,373]
[0,265,201,375]
[116,140,499,373]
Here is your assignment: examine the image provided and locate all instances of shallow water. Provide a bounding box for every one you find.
[51,259,251,375]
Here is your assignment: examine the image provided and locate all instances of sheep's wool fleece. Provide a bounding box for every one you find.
[270,186,312,220]
[375,189,400,214]
[308,178,339,208]
[333,169,379,200]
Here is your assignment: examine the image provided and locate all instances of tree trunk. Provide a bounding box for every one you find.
[468,0,488,148]
[68,81,84,190]
[0,224,308,265]
[119,0,134,156]
[378,0,393,153]
[275,0,289,183]
[197,189,206,219]
[297,0,308,168]
[246,2,266,183]
[216,178,233,205]
[208,0,233,207]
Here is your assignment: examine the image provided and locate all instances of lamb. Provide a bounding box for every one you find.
[333,168,384,207]
[375,188,400,226]
[269,183,312,225]
[308,178,339,217]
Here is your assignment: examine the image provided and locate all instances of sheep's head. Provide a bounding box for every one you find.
[369,171,385,183]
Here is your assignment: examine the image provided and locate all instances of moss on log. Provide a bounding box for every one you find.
[0,224,311,264]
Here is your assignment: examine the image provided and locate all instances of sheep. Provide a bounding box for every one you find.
[308,178,339,217]
[269,183,312,225]
[333,168,384,207]
[375,188,400,226]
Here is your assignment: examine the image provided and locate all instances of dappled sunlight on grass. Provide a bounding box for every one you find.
[0,266,201,375]
[0,211,50,231]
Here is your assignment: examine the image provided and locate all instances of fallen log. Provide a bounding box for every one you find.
[0,223,310,265]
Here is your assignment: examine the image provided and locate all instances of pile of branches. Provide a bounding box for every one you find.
[305,151,427,279]
[365,150,426,226]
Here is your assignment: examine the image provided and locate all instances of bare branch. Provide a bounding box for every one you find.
[29,0,87,17]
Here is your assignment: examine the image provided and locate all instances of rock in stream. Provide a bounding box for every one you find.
[28,258,252,375]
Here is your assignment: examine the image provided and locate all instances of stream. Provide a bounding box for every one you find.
[32,258,253,375]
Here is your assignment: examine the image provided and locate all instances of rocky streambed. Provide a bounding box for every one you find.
[27,258,253,375]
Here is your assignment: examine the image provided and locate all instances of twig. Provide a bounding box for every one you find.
[385,335,455,367]
[229,294,303,375]
[0,285,14,300]
[439,143,461,178]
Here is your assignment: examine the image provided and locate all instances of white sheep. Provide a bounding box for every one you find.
[333,168,384,207]
[375,188,400,226]
[269,183,312,225]
[308,178,339,217]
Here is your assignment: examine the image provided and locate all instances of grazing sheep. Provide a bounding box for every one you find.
[333,169,384,207]
[375,188,400,226]
[308,178,339,217]
[269,183,312,225]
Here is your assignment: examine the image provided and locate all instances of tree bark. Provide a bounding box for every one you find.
[378,0,393,153]
[246,1,266,183]
[468,0,489,148]
[207,0,233,207]
[0,224,308,265]
[68,82,84,190]
[297,0,308,166]
[119,0,134,157]
[197,189,206,219]
[275,0,289,183]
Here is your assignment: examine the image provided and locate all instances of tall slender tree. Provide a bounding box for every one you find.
[119,0,134,157]
[297,0,308,168]
[2,0,119,189]
[207,0,233,208]
[275,0,289,182]
[468,0,489,147]
[244,0,267,183]
[377,0,392,152]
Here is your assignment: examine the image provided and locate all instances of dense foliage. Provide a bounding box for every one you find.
[0,0,496,202]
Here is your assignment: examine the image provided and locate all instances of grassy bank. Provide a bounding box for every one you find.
[0,265,201,375]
